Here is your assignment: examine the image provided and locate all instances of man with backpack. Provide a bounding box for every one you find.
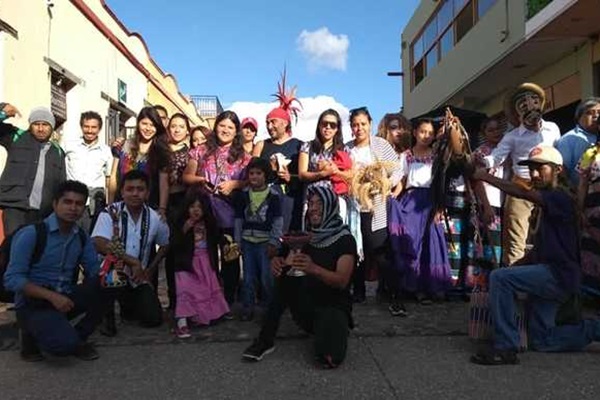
[0,103,66,235]
[2,181,103,362]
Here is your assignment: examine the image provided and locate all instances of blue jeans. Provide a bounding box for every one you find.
[16,278,105,356]
[241,241,274,311]
[490,264,600,352]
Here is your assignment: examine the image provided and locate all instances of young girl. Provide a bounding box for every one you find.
[171,190,229,338]
[389,119,452,305]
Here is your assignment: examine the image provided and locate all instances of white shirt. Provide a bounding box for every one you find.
[399,152,433,188]
[64,139,113,189]
[482,120,560,179]
[91,202,169,272]
[349,145,373,169]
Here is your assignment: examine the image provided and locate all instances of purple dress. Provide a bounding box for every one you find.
[389,150,452,295]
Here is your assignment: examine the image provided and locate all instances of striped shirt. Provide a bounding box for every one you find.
[345,136,402,232]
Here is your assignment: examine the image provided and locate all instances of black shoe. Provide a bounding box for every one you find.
[100,314,117,337]
[240,310,254,322]
[20,330,44,362]
[75,342,99,361]
[470,349,519,366]
[352,293,366,304]
[242,339,275,361]
[388,302,408,317]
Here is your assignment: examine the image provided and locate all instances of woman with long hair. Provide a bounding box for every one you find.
[298,109,351,221]
[344,107,404,312]
[183,110,251,307]
[376,113,412,155]
[389,118,452,306]
[108,106,169,215]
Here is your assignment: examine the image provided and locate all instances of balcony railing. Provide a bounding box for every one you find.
[190,95,224,118]
[527,0,554,19]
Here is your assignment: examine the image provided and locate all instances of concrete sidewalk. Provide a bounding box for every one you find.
[1,296,469,350]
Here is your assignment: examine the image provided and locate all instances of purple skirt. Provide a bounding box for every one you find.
[389,188,452,295]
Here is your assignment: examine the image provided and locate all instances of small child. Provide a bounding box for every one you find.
[171,190,229,338]
[234,157,283,321]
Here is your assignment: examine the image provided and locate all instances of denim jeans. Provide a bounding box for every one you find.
[241,240,274,311]
[17,278,105,356]
[490,264,600,352]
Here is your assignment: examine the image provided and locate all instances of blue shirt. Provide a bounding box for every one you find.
[556,125,597,186]
[3,213,100,308]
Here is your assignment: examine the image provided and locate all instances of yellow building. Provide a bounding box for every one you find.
[402,0,600,131]
[0,0,207,144]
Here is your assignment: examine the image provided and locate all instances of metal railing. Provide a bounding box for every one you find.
[190,95,224,118]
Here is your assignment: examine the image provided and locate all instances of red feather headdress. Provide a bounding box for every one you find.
[267,68,302,124]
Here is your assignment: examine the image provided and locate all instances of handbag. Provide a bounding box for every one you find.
[222,234,240,262]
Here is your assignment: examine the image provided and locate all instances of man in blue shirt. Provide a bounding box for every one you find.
[4,181,103,362]
[555,97,600,187]
[470,146,600,365]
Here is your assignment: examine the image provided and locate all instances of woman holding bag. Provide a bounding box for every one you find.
[183,111,251,307]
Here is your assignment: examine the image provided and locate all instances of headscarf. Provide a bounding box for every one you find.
[307,186,351,248]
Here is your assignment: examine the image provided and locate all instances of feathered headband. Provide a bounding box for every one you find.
[267,68,302,124]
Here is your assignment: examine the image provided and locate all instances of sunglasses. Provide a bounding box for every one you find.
[350,106,369,113]
[320,121,338,129]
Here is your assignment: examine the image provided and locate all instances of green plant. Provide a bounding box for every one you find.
[527,0,554,19]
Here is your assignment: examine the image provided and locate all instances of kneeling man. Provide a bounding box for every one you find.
[4,181,103,361]
[470,146,600,365]
[243,186,356,368]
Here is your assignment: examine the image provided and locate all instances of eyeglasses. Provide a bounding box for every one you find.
[320,121,338,129]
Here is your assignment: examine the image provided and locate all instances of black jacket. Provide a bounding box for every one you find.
[0,122,66,216]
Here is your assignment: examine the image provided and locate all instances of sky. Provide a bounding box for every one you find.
[105,0,420,141]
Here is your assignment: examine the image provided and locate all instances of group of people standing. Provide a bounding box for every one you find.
[1,79,600,368]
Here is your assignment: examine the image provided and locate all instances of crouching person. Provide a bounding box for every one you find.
[3,181,104,361]
[470,146,600,365]
[92,170,169,331]
[242,186,356,368]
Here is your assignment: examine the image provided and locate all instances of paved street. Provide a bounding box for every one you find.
[1,296,600,400]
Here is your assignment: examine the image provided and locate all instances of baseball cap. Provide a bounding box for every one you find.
[241,117,258,131]
[518,146,563,166]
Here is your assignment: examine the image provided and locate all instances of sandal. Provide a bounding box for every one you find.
[470,349,519,366]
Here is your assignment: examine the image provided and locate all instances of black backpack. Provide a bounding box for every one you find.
[0,222,85,303]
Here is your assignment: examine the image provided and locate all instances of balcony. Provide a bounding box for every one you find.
[527,0,554,19]
[190,95,223,118]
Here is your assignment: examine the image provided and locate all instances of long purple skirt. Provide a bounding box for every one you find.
[389,188,452,295]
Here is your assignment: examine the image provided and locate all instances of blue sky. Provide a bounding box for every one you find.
[106,0,420,139]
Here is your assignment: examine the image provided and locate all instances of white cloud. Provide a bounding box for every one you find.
[229,95,353,143]
[297,27,349,72]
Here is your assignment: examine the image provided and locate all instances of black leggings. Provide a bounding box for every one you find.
[259,276,350,365]
[352,213,393,297]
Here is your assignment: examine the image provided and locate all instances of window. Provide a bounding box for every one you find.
[438,0,453,31]
[423,18,438,50]
[454,0,469,13]
[455,1,475,43]
[410,0,497,90]
[426,48,438,74]
[412,35,424,63]
[413,59,425,87]
[440,28,454,59]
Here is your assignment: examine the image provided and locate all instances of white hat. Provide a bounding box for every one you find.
[518,146,563,166]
